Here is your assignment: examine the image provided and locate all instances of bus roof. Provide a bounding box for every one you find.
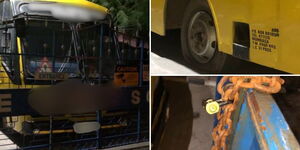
[9,0,109,22]
[36,0,108,14]
[17,0,108,14]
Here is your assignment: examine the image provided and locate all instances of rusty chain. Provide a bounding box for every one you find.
[211,76,284,150]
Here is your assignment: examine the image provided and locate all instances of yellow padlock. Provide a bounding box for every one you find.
[205,99,220,115]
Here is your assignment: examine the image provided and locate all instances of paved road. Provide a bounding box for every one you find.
[151,52,198,75]
[0,131,18,149]
[151,30,287,74]
[187,77,215,150]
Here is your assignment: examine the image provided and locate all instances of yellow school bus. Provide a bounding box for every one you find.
[0,0,108,135]
[152,0,300,73]
[0,0,108,90]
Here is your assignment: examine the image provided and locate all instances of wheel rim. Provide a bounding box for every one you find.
[187,11,216,63]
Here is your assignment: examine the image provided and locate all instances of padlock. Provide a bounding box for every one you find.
[202,99,233,115]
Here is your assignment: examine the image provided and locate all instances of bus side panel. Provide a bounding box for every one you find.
[277,0,300,73]
[208,0,252,56]
[209,0,300,73]
[151,0,167,36]
[248,1,279,69]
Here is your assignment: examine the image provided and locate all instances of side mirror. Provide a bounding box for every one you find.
[0,30,11,49]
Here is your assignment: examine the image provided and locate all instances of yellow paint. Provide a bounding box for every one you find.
[152,0,300,73]
[208,0,300,73]
[0,38,45,89]
[29,0,108,13]
[151,0,167,35]
[34,129,74,135]
[8,114,127,135]
[207,0,281,69]
[4,116,32,132]
[205,99,220,115]
[17,38,25,85]
[32,124,126,135]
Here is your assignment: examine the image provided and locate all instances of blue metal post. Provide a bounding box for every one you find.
[215,76,222,99]
[96,24,104,148]
[99,24,104,84]
[230,90,300,150]
[136,40,144,142]
[49,115,53,150]
[96,110,102,149]
[138,40,144,87]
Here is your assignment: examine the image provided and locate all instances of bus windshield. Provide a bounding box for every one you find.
[19,21,104,80]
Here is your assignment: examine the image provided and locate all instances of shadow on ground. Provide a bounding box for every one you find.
[153,79,193,150]
[151,30,287,74]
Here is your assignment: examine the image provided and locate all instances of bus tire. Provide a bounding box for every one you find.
[181,0,227,73]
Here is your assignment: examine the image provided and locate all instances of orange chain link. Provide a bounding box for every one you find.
[211,76,284,150]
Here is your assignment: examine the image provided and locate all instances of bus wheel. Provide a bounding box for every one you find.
[181,0,227,73]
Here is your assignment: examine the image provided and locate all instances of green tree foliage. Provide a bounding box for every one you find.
[90,0,149,37]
